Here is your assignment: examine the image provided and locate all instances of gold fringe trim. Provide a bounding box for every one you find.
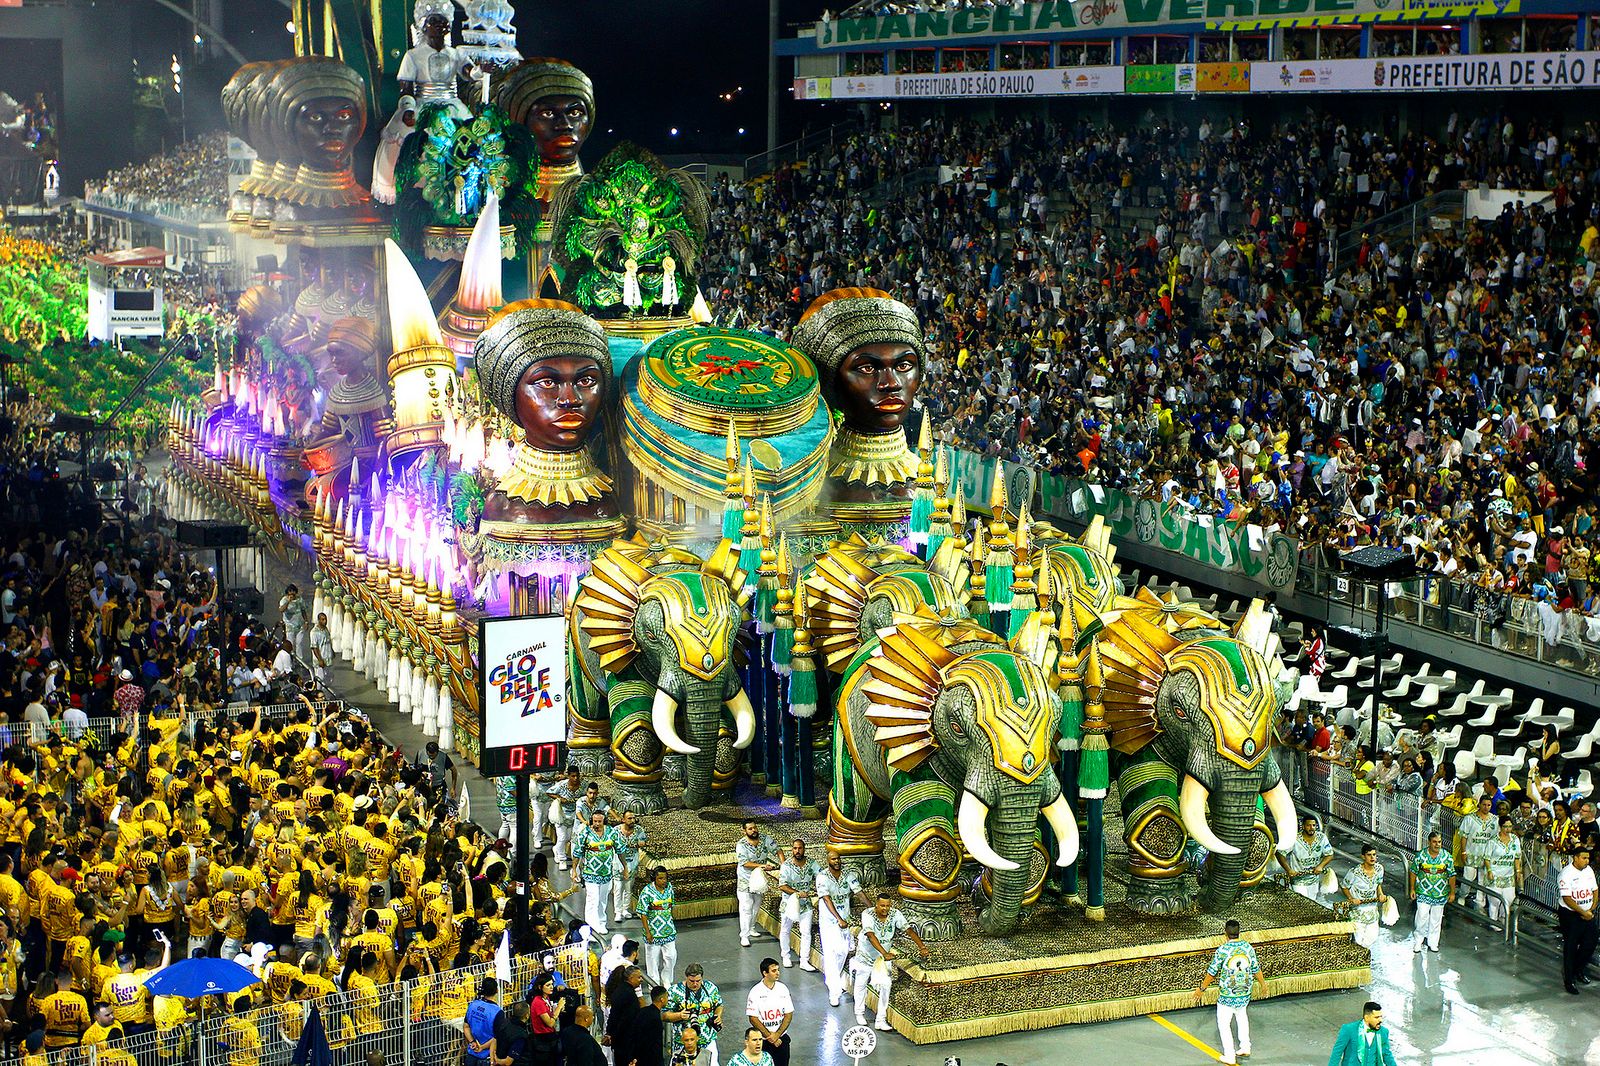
[828,426,919,487]
[888,966,1371,1044]
[891,920,1358,983]
[495,445,613,507]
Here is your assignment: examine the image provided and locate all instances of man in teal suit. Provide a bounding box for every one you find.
[1329,1001,1398,1066]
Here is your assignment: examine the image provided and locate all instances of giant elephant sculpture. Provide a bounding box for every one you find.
[827,616,1077,939]
[569,537,757,812]
[1097,602,1299,913]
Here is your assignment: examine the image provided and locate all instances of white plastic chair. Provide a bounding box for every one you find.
[1453,750,1478,778]
[1435,723,1462,753]
[1577,768,1595,796]
[1467,702,1501,730]
[1513,697,1547,725]
[1437,691,1475,720]
[1414,684,1442,710]
[1561,732,1596,763]
[1469,733,1497,769]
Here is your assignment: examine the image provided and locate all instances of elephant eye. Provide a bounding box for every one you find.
[948,718,966,741]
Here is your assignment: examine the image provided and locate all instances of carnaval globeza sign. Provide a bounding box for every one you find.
[1253,51,1600,92]
[793,67,1124,100]
[949,451,1298,593]
[478,614,569,776]
[814,0,1514,47]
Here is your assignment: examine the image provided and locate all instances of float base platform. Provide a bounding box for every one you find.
[756,880,1369,1044]
[636,781,826,920]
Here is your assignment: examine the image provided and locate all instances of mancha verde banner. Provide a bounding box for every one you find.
[949,451,1299,593]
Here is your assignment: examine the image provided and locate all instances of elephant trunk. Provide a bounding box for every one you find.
[679,685,725,810]
[977,789,1040,936]
[1199,773,1265,911]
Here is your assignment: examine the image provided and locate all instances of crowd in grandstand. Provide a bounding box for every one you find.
[86,135,230,219]
[701,111,1600,666]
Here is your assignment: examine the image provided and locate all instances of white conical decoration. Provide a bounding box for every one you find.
[422,672,439,736]
[409,659,425,726]
[398,658,413,718]
[340,599,356,660]
[387,645,403,703]
[365,628,382,683]
[373,634,389,692]
[352,615,368,673]
[438,688,454,751]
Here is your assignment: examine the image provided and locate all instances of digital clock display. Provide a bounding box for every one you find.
[481,740,568,777]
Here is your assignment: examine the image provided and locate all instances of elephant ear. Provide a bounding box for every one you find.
[861,620,992,773]
[801,542,881,674]
[1095,608,1184,754]
[571,545,652,681]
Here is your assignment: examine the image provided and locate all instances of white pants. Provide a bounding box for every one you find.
[850,959,891,1024]
[531,791,550,848]
[737,887,765,940]
[643,940,677,987]
[1352,920,1379,948]
[1485,885,1515,923]
[583,881,610,937]
[613,861,639,920]
[1292,881,1321,901]
[1216,1003,1251,1063]
[819,913,853,1001]
[780,904,813,966]
[1413,900,1444,950]
[555,822,573,866]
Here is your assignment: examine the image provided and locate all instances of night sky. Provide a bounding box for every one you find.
[214,0,822,157]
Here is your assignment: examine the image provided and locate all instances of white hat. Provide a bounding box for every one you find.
[119,669,133,682]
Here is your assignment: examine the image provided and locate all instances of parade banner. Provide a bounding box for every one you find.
[1197,61,1251,92]
[1126,64,1182,93]
[793,66,1124,100]
[814,0,1520,47]
[946,451,1299,592]
[1252,51,1600,92]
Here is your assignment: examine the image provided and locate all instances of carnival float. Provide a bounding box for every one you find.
[163,0,1369,1043]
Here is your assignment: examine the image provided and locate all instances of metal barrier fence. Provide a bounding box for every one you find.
[1305,759,1428,855]
[26,949,591,1066]
[1298,549,1599,679]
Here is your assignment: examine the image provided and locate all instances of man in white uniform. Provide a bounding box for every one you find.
[814,850,862,1006]
[852,892,929,1031]
[776,840,820,972]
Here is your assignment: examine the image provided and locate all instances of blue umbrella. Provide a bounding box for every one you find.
[292,1004,333,1066]
[143,957,261,999]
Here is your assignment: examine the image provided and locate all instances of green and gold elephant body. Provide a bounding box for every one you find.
[569,538,757,812]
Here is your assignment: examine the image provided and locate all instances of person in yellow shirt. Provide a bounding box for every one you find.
[81,1003,124,1052]
[218,994,262,1066]
[348,911,396,985]
[296,955,338,1002]
[96,1028,138,1066]
[62,913,93,991]
[106,937,169,1037]
[19,1031,46,1066]
[43,869,80,969]
[0,854,29,935]
[261,953,301,1005]
[37,970,89,1049]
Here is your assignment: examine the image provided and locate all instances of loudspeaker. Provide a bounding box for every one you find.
[176,519,251,548]
[225,587,264,614]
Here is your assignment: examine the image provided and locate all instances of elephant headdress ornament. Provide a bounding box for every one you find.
[1095,600,1299,911]
[570,537,757,810]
